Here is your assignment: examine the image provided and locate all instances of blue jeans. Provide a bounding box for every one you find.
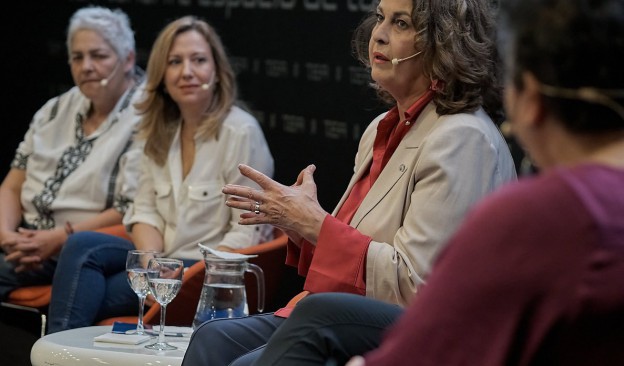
[47,232,137,333]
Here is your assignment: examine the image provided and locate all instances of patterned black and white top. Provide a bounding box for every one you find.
[12,77,145,230]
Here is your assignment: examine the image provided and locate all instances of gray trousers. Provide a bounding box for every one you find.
[182,312,285,366]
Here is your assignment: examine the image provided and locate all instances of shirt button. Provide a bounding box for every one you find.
[203,191,208,196]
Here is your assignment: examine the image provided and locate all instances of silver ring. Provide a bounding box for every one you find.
[254,202,260,214]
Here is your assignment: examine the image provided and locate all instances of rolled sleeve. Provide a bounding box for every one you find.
[303,215,370,295]
[218,119,274,250]
[123,154,166,234]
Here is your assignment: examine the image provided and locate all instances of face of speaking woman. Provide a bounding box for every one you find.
[369,0,431,107]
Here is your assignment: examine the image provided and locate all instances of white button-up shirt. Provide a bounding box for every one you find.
[124,106,274,260]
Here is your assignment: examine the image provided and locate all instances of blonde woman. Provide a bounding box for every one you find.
[46,16,274,333]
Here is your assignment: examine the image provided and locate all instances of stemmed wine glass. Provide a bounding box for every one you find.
[145,257,184,351]
[126,249,160,335]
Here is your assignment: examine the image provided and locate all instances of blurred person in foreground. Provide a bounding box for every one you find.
[0,6,143,301]
[182,0,517,364]
[46,15,274,333]
[257,0,624,365]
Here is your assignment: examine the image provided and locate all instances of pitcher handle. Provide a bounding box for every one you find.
[246,263,265,313]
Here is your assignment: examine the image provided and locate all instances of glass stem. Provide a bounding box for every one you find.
[159,304,167,345]
[137,295,146,334]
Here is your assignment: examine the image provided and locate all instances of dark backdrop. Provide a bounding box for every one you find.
[3,0,524,210]
[1,3,523,364]
[4,0,386,211]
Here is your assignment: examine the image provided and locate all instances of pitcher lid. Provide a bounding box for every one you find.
[197,243,258,260]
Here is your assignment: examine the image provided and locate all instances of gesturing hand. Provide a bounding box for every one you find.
[222,164,328,245]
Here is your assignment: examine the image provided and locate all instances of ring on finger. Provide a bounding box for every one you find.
[254,201,260,214]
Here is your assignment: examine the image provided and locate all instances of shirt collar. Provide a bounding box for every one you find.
[381,88,436,126]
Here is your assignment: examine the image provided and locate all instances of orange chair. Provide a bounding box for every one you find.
[0,224,131,336]
[98,227,289,327]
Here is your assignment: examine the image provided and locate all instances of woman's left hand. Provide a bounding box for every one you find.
[222,164,328,244]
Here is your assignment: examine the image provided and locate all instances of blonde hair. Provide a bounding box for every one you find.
[135,16,237,166]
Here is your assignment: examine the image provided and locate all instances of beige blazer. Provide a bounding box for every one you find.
[333,102,517,306]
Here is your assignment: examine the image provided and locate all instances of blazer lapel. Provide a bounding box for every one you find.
[350,103,439,227]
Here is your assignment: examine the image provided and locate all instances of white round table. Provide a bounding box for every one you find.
[31,325,190,366]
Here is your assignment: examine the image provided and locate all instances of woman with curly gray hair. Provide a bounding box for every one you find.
[42,15,274,334]
[182,0,516,364]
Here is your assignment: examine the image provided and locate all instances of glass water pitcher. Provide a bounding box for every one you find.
[192,246,265,329]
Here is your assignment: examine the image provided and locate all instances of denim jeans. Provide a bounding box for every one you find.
[47,232,136,333]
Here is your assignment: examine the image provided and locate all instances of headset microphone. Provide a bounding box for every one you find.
[391,51,423,66]
[100,62,121,87]
[200,71,217,91]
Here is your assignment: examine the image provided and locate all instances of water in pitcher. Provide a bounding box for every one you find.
[192,283,248,328]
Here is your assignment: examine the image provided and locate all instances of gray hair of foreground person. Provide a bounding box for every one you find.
[66,6,136,63]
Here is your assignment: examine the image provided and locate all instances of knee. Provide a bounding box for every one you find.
[193,318,233,340]
[60,232,93,257]
[289,293,369,325]
[60,232,122,259]
[295,293,349,315]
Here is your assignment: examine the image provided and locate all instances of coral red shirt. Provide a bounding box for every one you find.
[276,90,435,317]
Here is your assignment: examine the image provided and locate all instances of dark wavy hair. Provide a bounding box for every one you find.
[499,0,624,133]
[352,0,504,124]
